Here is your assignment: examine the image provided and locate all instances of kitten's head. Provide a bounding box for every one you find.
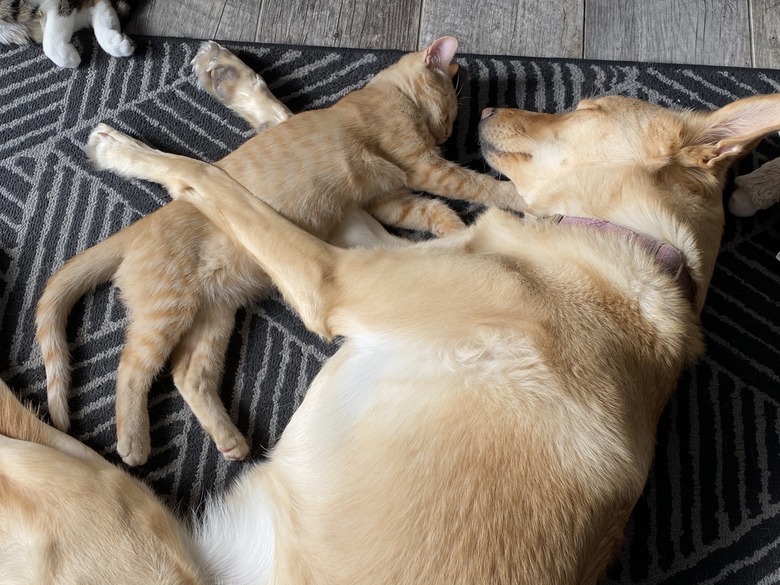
[374,36,460,144]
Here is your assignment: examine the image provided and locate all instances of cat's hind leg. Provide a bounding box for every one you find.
[171,302,253,461]
[41,10,80,68]
[114,305,198,466]
[192,41,293,131]
[90,0,134,58]
[330,208,413,249]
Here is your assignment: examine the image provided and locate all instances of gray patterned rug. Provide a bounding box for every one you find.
[1,34,779,584]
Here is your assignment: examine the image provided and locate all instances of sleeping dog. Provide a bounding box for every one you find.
[3,74,780,582]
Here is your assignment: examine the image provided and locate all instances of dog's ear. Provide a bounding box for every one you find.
[423,36,458,74]
[685,94,780,169]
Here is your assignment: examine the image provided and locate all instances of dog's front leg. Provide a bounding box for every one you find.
[88,125,341,338]
[192,41,293,132]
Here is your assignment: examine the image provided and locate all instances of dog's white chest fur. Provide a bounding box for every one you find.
[194,334,450,584]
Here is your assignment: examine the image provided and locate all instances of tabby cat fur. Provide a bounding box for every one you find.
[0,0,134,68]
[36,37,518,466]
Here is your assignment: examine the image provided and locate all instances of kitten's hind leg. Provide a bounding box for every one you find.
[115,305,196,466]
[91,0,134,58]
[171,303,252,461]
[42,10,80,68]
[192,41,293,131]
[330,208,413,249]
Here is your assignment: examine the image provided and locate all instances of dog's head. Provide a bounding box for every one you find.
[479,94,780,307]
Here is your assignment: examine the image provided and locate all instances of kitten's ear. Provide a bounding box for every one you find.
[423,36,459,73]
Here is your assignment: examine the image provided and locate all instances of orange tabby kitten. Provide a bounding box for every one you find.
[37,37,518,466]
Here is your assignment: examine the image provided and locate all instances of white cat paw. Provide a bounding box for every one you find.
[45,43,81,68]
[100,31,135,58]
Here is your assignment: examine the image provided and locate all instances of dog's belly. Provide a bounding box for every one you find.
[197,332,651,583]
[196,335,468,583]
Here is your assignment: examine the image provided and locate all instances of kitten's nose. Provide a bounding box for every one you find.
[481,108,495,119]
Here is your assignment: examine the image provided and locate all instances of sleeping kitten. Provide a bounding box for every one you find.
[0,0,134,68]
[37,37,518,466]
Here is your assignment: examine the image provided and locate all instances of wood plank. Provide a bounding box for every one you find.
[256,0,421,50]
[215,0,263,42]
[126,0,225,39]
[419,0,584,58]
[584,0,751,67]
[751,0,780,68]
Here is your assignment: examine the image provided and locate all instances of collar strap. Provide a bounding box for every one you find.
[547,214,697,304]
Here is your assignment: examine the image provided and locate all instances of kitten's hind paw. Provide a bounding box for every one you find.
[117,430,151,467]
[216,431,250,462]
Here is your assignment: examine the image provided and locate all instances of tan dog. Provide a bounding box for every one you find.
[5,91,780,583]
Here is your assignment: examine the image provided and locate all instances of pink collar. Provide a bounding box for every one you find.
[547,214,697,304]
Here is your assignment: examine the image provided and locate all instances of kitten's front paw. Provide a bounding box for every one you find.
[86,124,147,173]
[431,211,467,236]
[45,43,81,68]
[101,30,135,58]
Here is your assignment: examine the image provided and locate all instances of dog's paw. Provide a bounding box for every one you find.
[215,430,250,462]
[117,429,151,467]
[192,40,260,103]
[100,30,135,58]
[45,42,81,68]
[86,124,147,173]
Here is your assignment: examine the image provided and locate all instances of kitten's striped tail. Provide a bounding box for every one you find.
[35,227,133,432]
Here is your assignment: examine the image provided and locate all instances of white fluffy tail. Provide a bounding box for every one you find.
[35,228,132,431]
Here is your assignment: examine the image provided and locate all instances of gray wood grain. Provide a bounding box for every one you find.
[215,0,263,42]
[584,0,751,67]
[751,0,780,68]
[419,0,584,57]
[126,0,225,39]
[124,0,773,68]
[256,0,421,50]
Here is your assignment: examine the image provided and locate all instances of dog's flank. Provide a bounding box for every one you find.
[36,38,515,466]
[77,92,780,583]
[0,379,204,584]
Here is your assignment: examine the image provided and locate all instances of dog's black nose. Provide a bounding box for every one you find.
[481,107,495,120]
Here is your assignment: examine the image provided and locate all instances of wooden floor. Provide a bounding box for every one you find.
[126,0,780,69]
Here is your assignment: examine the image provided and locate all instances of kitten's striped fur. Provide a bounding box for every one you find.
[36,38,518,466]
[0,0,134,67]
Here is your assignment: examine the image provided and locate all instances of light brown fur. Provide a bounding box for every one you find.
[36,38,515,466]
[36,90,778,583]
[0,379,203,584]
